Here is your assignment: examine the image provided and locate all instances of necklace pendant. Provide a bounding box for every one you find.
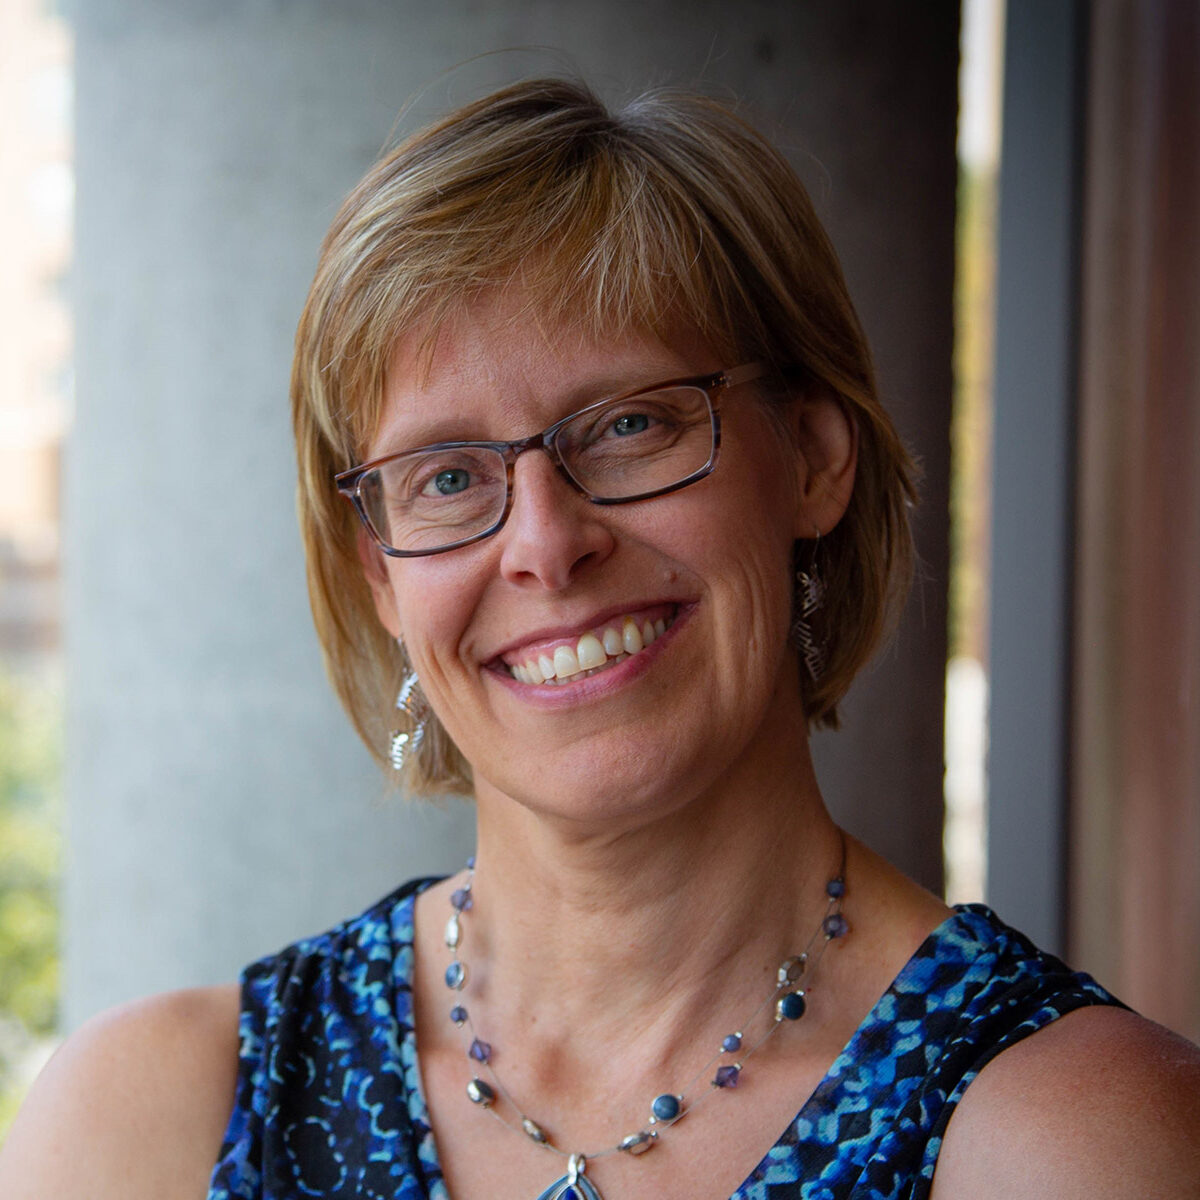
[535,1153,604,1200]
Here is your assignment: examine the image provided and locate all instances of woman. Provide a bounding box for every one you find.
[3,78,1198,1199]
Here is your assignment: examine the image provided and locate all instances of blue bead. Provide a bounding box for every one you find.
[721,1033,742,1053]
[826,877,845,899]
[651,1093,681,1122]
[449,1005,468,1025]
[445,961,466,990]
[778,991,807,1021]
[466,855,476,870]
[823,913,848,939]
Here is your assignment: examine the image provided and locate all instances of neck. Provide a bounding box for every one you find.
[459,720,843,1073]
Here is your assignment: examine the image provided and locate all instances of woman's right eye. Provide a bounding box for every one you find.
[425,467,472,496]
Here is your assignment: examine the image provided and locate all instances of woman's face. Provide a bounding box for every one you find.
[362,296,843,828]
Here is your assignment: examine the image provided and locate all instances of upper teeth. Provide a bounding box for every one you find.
[510,615,670,684]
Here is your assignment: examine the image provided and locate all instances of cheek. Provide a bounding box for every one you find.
[386,556,481,668]
[716,530,794,655]
[700,473,799,676]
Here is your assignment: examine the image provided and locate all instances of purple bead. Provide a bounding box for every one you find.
[449,1005,468,1025]
[450,887,473,912]
[826,877,846,899]
[823,913,848,939]
[721,1033,742,1053]
[713,1064,740,1089]
[468,1037,491,1063]
[466,855,476,870]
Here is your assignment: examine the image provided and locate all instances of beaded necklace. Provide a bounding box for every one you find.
[441,837,849,1200]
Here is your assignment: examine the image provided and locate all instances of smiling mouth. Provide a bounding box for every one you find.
[504,607,679,686]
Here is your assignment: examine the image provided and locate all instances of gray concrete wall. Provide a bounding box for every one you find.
[986,0,1084,955]
[65,0,958,1027]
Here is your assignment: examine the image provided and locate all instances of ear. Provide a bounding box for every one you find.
[357,527,403,641]
[790,389,858,538]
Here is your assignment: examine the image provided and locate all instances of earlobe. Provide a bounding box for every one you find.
[357,528,403,640]
[792,390,858,538]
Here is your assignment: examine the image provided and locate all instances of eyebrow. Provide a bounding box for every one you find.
[373,363,692,456]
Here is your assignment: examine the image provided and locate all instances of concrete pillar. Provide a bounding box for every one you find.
[986,0,1085,954]
[65,0,957,1026]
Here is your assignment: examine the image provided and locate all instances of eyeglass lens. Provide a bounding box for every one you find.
[358,384,716,555]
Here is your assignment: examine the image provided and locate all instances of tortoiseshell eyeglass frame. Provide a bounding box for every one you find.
[334,361,768,557]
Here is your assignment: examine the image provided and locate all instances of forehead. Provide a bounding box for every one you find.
[369,294,717,456]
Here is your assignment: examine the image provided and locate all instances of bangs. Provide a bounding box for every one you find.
[307,84,774,460]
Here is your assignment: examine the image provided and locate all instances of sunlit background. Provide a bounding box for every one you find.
[0,0,71,1130]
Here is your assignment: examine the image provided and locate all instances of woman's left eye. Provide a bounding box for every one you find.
[610,412,650,436]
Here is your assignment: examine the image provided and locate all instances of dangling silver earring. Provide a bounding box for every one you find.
[390,641,431,772]
[790,531,826,683]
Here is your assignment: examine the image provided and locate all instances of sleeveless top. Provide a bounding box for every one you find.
[207,877,1123,1200]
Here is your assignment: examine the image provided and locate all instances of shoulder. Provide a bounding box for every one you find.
[931,1005,1200,1199]
[0,984,241,1200]
[234,877,434,1015]
[263,875,437,969]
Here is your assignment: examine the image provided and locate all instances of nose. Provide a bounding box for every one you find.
[496,449,616,590]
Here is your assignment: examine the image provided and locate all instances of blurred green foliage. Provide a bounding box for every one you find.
[951,162,998,663]
[0,672,61,1138]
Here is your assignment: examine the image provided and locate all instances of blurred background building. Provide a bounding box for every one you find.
[0,3,69,672]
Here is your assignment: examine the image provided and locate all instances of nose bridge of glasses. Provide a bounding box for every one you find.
[501,426,588,496]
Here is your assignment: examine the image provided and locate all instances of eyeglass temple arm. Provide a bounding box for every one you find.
[721,362,769,388]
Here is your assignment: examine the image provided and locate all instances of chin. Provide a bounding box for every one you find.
[477,738,713,833]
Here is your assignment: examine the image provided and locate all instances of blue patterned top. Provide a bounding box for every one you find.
[207,878,1123,1199]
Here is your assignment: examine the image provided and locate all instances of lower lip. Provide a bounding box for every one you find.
[488,606,693,707]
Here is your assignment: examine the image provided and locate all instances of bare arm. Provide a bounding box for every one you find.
[0,985,240,1200]
[931,1006,1200,1199]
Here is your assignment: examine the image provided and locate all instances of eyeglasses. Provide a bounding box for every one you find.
[335,362,767,557]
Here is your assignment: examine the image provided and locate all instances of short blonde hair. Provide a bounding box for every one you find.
[293,77,916,794]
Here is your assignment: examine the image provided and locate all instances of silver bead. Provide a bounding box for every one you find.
[466,1078,496,1107]
[778,954,807,985]
[522,1117,548,1143]
[618,1130,657,1155]
[445,913,461,950]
